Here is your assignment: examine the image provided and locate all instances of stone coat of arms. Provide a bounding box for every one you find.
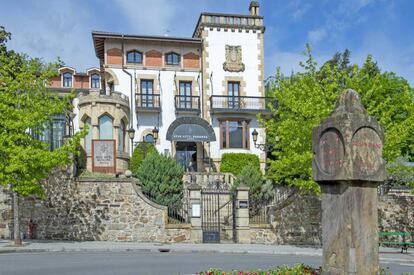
[223,45,245,72]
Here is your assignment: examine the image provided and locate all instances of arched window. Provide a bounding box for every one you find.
[165,52,180,65]
[118,120,126,152]
[127,50,143,63]
[145,133,154,144]
[99,114,113,139]
[84,117,92,153]
[63,72,72,87]
[91,73,100,88]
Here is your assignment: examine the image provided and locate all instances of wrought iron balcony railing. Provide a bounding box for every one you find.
[210,95,271,114]
[174,95,200,114]
[135,93,161,112]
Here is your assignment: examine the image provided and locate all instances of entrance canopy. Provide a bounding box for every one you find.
[166,117,216,142]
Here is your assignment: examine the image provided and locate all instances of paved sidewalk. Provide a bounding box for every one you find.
[1,240,413,264]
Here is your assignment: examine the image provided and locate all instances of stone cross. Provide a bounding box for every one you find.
[312,89,386,274]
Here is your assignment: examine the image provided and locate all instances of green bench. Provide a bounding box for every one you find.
[379,231,414,253]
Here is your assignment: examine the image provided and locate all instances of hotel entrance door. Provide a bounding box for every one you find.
[176,142,197,172]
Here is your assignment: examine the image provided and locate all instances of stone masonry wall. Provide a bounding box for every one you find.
[250,192,322,246]
[251,191,414,246]
[0,187,12,239]
[1,170,190,242]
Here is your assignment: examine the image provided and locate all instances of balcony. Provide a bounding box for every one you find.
[210,95,271,115]
[175,95,200,115]
[78,90,129,109]
[135,93,161,112]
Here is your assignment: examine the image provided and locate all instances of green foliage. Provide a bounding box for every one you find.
[386,157,414,191]
[129,142,157,176]
[75,145,88,176]
[136,153,184,208]
[0,26,86,197]
[234,166,274,217]
[199,264,321,274]
[264,44,414,192]
[220,153,260,176]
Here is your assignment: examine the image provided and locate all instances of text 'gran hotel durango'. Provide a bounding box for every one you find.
[49,1,269,173]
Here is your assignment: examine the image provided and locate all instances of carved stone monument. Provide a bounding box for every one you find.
[312,89,386,274]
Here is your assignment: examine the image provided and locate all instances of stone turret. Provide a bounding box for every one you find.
[249,1,260,16]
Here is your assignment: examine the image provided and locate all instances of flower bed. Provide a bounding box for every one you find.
[198,264,321,275]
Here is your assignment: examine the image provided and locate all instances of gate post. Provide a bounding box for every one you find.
[188,184,202,243]
[236,184,250,244]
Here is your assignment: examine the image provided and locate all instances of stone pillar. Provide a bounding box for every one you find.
[236,184,250,244]
[188,184,202,243]
[312,89,386,275]
[196,142,204,172]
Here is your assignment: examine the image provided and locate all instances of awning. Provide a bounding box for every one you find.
[166,117,216,142]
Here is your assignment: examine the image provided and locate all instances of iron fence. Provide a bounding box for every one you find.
[141,188,190,224]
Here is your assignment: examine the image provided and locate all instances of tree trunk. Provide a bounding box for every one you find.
[13,191,22,246]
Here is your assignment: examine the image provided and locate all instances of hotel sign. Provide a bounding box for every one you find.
[92,139,116,173]
[171,124,211,142]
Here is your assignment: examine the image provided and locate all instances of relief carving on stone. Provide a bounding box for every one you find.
[223,45,245,72]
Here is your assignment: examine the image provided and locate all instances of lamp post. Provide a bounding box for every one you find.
[128,128,135,156]
[252,129,273,152]
[152,126,159,144]
[251,129,274,172]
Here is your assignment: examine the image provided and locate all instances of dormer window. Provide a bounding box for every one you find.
[63,72,72,87]
[91,73,100,89]
[127,50,143,63]
[165,52,180,65]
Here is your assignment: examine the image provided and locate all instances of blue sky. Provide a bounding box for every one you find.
[1,0,413,85]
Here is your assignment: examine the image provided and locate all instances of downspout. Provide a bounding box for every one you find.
[121,35,134,153]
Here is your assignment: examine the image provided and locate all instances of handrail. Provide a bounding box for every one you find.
[135,93,161,108]
[174,95,200,111]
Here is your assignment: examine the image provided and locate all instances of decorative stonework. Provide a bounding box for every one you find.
[223,45,245,72]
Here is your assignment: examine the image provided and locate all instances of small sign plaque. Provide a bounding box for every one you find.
[239,200,248,209]
[191,203,201,217]
[92,139,116,173]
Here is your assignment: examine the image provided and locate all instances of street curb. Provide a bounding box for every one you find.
[0,246,413,265]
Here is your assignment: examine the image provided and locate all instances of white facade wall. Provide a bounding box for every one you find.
[203,28,266,166]
[111,68,200,155]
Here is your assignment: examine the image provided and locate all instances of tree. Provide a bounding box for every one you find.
[0,27,84,243]
[129,142,157,177]
[264,44,414,192]
[136,153,184,208]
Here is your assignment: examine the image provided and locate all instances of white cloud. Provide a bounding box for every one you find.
[292,3,311,20]
[114,0,179,35]
[1,0,98,71]
[308,28,327,44]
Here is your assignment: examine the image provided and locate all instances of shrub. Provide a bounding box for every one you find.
[129,142,157,176]
[136,153,184,208]
[220,153,260,176]
[234,166,274,216]
[75,146,87,176]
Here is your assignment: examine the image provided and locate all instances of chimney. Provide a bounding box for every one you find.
[249,1,259,16]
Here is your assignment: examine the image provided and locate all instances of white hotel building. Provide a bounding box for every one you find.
[50,1,269,173]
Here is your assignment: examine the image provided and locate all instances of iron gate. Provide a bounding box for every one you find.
[201,188,236,243]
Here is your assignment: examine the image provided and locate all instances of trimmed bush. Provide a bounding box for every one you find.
[136,153,184,208]
[220,153,260,176]
[129,142,157,176]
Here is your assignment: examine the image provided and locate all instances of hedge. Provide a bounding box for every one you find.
[220,153,260,176]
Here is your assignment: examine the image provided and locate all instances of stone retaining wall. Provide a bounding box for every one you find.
[0,187,12,239]
[250,192,322,246]
[250,191,414,246]
[1,171,191,242]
